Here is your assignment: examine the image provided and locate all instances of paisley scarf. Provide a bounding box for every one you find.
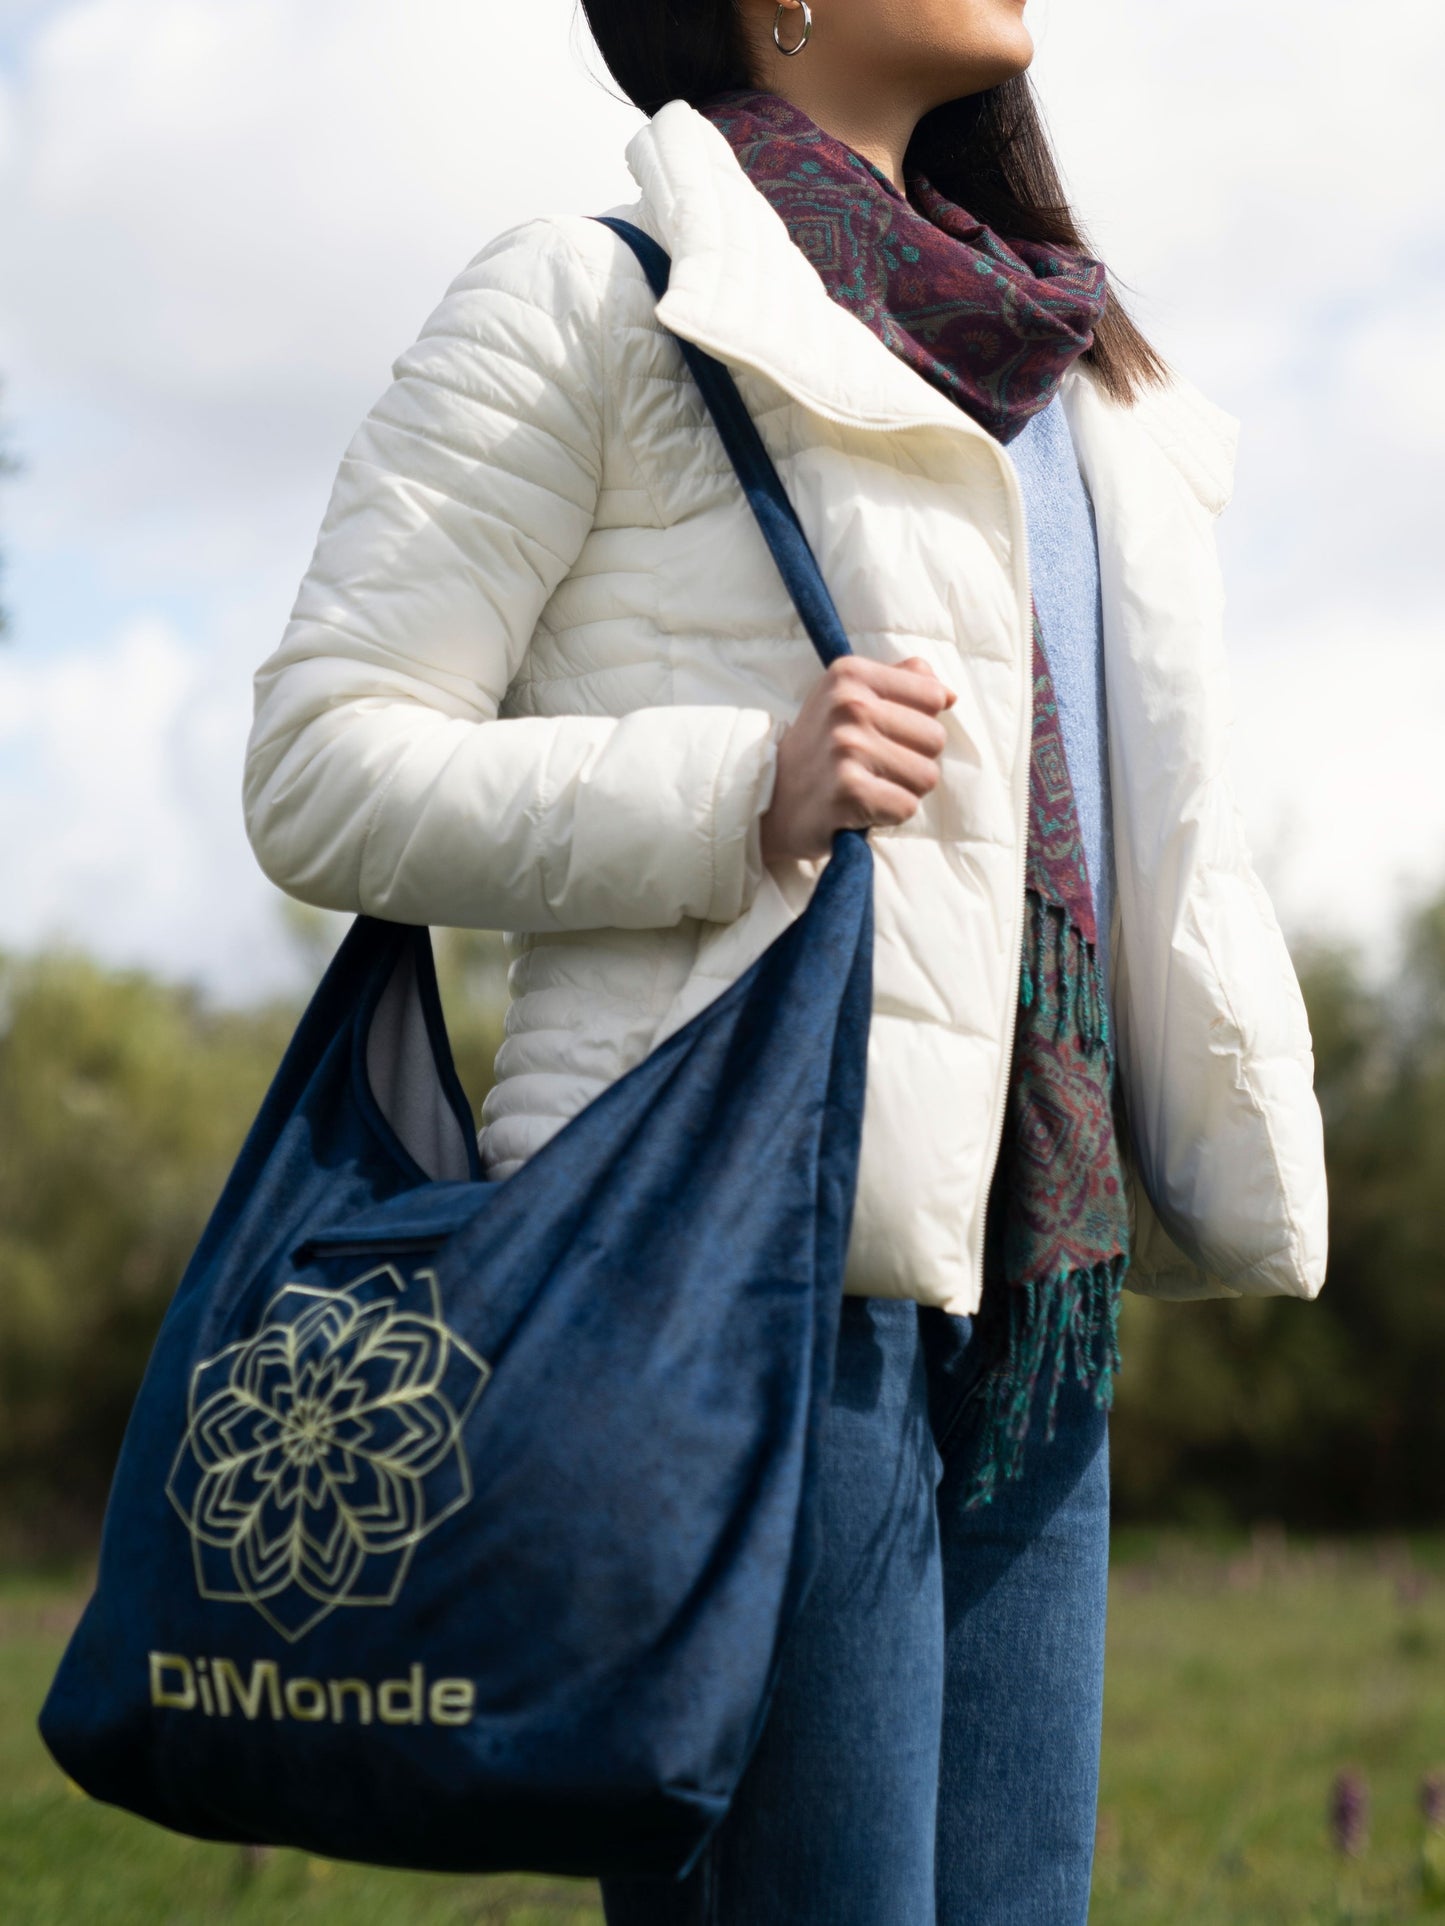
[699,86,1131,1505]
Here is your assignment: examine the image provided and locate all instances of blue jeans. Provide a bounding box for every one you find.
[600,1295,1110,1926]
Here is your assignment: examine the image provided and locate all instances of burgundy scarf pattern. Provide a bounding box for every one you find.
[700,87,1130,1504]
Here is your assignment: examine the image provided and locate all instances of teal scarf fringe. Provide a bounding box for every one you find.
[1021,894,1111,1057]
[957,1251,1127,1512]
[958,890,1129,1511]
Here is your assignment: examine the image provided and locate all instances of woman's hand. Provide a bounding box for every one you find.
[759,656,957,865]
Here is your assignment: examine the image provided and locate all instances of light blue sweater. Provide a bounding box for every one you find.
[1007,395,1116,996]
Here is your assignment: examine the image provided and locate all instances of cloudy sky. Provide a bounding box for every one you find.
[0,0,1441,1000]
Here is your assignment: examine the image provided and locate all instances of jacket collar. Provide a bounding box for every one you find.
[624,99,1238,513]
[624,99,992,442]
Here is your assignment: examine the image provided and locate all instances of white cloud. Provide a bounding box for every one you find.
[1226,614,1445,967]
[0,610,296,995]
[1334,293,1445,452]
[0,0,639,573]
[9,0,638,390]
[1031,0,1445,314]
[1029,0,1445,629]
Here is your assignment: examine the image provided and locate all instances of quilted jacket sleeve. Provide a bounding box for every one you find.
[243,218,782,932]
[1068,368,1328,1303]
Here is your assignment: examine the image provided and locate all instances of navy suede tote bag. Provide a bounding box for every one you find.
[39,218,873,1880]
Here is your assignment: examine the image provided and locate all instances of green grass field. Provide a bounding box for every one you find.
[2,1536,1443,1924]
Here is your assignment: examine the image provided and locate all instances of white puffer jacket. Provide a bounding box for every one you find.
[244,99,1328,1318]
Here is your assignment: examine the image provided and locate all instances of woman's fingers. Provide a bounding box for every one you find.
[891,656,958,711]
[840,770,932,830]
[870,700,949,758]
[833,727,943,804]
[758,652,959,861]
[827,654,956,716]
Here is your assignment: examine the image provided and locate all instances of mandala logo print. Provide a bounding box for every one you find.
[166,1265,490,1642]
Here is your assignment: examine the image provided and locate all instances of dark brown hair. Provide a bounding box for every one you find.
[577,0,1168,406]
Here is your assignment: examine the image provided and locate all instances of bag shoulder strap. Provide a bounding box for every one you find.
[591,215,851,670]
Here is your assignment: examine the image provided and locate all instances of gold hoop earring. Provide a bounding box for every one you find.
[772,0,813,56]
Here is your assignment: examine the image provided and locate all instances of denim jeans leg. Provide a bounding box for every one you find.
[600,1296,945,1926]
[932,1355,1111,1926]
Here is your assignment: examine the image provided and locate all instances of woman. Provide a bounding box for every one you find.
[243,0,1328,1917]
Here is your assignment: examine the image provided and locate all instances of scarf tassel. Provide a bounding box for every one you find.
[952,891,1125,1511]
[957,1250,1128,1513]
[1025,891,1111,1057]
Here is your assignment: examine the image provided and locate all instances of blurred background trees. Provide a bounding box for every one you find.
[0,891,1443,1554]
[0,922,509,1556]
[1112,893,1445,1530]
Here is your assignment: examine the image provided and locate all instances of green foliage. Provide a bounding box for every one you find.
[0,953,297,1546]
[0,922,510,1554]
[4,876,1445,1541]
[1111,885,1445,1529]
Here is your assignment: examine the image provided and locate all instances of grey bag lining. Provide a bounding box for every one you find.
[366,947,475,1184]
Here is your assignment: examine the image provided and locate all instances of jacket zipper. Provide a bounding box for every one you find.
[668,323,1036,1307]
[969,443,1033,1306]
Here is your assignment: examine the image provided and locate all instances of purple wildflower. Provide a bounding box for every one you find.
[1329,1768,1369,1858]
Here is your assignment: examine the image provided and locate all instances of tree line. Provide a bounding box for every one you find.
[0,896,1442,1554]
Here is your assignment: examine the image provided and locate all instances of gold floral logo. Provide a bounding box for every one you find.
[166,1264,489,1642]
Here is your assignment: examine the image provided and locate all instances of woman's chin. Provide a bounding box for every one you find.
[982,28,1035,85]
[938,28,1034,100]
